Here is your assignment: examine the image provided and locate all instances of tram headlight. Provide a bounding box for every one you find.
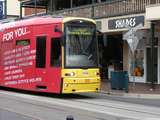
[65,72,75,77]
[64,83,69,87]
[95,72,100,76]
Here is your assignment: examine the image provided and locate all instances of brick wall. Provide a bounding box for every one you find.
[24,8,46,16]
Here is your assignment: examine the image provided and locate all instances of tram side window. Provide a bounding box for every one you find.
[36,36,46,68]
[50,38,61,67]
[16,40,30,46]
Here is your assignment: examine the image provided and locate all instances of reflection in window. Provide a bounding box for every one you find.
[68,35,92,55]
[130,50,144,77]
[65,24,98,68]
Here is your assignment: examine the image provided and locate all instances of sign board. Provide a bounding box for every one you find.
[108,16,144,30]
[123,24,143,53]
[127,36,139,53]
[123,24,143,40]
[0,1,3,19]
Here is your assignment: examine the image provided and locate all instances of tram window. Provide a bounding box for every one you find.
[36,36,46,68]
[16,40,30,46]
[50,38,61,67]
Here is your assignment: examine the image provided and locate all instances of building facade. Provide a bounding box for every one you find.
[6,0,21,18]
[19,0,160,85]
[0,0,21,20]
[18,0,46,17]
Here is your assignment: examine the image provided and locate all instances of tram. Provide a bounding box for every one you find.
[0,16,100,93]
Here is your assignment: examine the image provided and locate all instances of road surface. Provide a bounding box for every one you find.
[0,90,159,120]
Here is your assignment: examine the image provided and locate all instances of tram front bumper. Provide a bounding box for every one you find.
[62,77,100,93]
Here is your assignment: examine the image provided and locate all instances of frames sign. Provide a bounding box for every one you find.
[108,16,144,30]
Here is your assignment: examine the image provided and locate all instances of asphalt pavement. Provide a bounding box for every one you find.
[0,90,133,120]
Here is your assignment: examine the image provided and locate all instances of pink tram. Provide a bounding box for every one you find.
[0,16,100,94]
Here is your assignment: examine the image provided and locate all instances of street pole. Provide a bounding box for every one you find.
[70,0,73,8]
[4,0,7,19]
[132,51,135,86]
[20,2,22,19]
[34,0,37,15]
[91,0,94,18]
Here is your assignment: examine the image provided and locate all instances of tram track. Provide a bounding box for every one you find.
[75,99,160,116]
[0,91,122,120]
[0,90,160,119]
[0,107,41,120]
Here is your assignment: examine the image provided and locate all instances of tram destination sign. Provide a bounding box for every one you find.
[108,15,144,30]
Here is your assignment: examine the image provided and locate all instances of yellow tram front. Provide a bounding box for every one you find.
[61,18,101,93]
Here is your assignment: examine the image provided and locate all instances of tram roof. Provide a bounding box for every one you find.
[0,17,63,31]
[0,16,95,31]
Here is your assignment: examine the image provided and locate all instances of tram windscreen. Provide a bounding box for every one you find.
[65,22,98,68]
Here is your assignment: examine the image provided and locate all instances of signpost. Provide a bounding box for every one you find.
[123,24,143,52]
[123,24,143,85]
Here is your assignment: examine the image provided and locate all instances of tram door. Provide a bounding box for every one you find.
[35,36,61,92]
[47,37,61,93]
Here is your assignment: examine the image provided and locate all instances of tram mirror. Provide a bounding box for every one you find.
[54,25,60,32]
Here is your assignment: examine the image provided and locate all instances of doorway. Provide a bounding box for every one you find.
[99,34,123,79]
[146,47,158,83]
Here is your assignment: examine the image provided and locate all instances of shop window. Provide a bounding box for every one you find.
[146,37,158,46]
[130,50,144,77]
[16,40,30,46]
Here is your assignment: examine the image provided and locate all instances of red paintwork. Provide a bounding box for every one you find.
[0,17,63,93]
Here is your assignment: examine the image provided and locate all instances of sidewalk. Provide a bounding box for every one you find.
[100,80,160,99]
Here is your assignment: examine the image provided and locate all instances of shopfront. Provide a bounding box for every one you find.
[145,4,160,85]
[96,13,160,84]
